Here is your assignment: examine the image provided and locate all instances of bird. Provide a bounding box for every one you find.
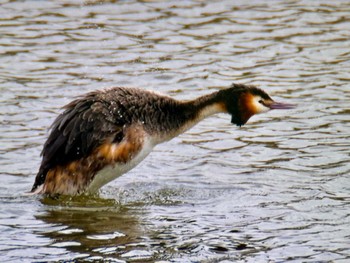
[30,83,295,196]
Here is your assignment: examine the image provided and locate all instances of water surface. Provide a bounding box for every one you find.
[1,0,349,262]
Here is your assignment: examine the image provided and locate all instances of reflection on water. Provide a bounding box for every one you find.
[1,0,350,262]
[36,197,147,262]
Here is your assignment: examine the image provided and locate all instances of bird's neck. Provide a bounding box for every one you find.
[151,91,228,143]
[185,90,227,122]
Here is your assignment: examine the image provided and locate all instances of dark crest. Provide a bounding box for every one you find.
[220,83,272,126]
[229,83,271,101]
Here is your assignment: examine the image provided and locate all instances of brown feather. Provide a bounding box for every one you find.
[239,92,256,125]
[31,83,284,196]
[40,124,145,195]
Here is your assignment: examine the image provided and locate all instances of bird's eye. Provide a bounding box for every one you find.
[258,100,263,104]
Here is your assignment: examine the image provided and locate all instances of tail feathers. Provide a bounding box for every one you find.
[31,184,44,194]
[29,169,47,195]
[23,184,44,196]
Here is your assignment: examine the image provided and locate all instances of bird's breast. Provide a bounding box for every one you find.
[85,137,156,193]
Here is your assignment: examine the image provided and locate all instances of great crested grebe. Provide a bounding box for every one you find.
[30,83,294,196]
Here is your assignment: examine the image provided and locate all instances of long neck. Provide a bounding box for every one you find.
[148,90,228,142]
[184,90,227,123]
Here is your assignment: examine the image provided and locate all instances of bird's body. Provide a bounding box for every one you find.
[31,84,294,196]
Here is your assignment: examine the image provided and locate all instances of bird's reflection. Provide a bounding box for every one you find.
[35,195,147,260]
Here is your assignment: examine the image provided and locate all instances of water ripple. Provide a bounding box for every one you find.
[1,0,350,262]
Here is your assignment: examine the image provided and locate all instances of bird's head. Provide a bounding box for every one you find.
[221,83,295,126]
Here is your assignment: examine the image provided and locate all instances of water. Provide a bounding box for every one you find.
[1,0,349,262]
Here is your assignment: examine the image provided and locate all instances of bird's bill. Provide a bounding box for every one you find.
[268,101,296,110]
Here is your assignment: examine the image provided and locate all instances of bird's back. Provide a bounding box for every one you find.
[31,87,182,194]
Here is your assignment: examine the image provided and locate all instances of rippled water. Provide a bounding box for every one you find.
[1,0,349,262]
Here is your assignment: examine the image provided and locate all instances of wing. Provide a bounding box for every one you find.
[31,94,122,192]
